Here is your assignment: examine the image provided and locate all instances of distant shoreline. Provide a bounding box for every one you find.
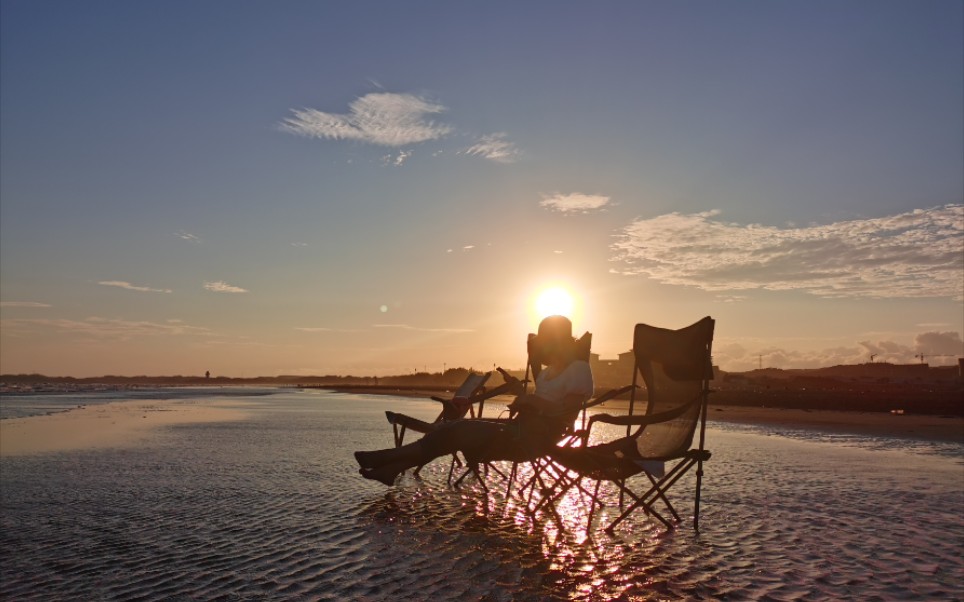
[322,385,964,444]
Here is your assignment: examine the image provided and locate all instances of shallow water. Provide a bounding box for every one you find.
[1,390,962,601]
[0,387,281,420]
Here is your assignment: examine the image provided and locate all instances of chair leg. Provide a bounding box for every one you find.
[392,423,407,448]
[505,461,518,499]
[645,471,682,523]
[586,479,601,530]
[694,458,704,532]
[607,496,673,533]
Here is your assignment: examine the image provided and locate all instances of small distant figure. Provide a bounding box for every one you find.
[205,371,210,379]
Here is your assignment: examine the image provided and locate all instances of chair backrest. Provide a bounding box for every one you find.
[630,317,715,459]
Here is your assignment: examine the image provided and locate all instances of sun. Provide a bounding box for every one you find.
[535,287,574,319]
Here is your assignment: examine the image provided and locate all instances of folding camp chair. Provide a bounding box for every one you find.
[509,383,636,524]
[549,316,715,532]
[384,370,525,481]
[497,332,632,498]
[449,330,596,493]
[385,371,491,448]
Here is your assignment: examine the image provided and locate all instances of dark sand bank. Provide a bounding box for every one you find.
[324,385,964,444]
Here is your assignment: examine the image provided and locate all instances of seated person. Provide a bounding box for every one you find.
[355,315,594,485]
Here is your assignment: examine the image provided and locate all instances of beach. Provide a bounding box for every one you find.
[1,389,962,600]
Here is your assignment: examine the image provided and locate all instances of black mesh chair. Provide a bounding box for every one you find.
[550,317,715,532]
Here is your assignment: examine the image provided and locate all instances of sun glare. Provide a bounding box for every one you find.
[535,287,574,319]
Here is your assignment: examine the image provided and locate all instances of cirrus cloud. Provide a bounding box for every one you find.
[280,93,452,147]
[0,317,212,341]
[0,301,52,308]
[463,133,520,163]
[174,230,200,242]
[99,280,172,294]
[541,193,612,214]
[203,281,248,294]
[373,324,474,333]
[611,204,964,299]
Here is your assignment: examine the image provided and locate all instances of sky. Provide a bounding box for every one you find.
[1,0,962,377]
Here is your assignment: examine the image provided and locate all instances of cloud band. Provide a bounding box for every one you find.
[611,205,963,299]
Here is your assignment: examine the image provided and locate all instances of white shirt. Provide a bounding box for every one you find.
[534,360,594,405]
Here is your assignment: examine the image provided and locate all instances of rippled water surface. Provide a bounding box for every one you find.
[0,387,281,419]
[2,390,962,600]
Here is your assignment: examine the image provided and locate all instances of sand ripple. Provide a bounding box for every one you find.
[2,393,962,601]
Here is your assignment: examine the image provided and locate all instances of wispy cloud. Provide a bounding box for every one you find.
[175,230,200,242]
[373,324,474,333]
[541,192,612,213]
[382,149,413,166]
[203,281,248,294]
[295,327,365,333]
[99,280,172,294]
[280,93,452,146]
[0,301,51,308]
[1,317,212,340]
[463,133,520,163]
[611,204,964,299]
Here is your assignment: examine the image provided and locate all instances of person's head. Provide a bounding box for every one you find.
[536,315,575,362]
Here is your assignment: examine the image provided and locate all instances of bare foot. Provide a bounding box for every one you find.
[359,467,399,486]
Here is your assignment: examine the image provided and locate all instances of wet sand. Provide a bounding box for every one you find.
[0,398,251,457]
[704,404,964,444]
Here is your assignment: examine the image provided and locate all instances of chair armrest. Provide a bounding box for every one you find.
[589,413,658,427]
[583,384,636,409]
[588,394,700,428]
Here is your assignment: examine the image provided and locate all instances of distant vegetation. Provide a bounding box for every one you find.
[2,363,961,415]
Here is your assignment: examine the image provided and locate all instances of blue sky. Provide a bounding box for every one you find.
[1,0,962,376]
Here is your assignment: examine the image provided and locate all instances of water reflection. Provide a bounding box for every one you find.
[351,397,962,600]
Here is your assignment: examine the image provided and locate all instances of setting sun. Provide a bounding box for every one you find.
[535,287,574,319]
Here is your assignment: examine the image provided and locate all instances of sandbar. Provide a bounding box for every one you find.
[703,405,963,444]
[328,386,963,444]
[0,398,251,457]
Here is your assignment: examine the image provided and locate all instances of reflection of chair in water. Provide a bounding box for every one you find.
[548,317,715,532]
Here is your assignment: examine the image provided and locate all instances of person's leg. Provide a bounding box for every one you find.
[354,420,512,485]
